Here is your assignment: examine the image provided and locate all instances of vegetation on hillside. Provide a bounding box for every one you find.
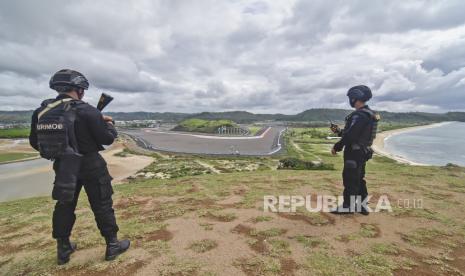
[186,111,284,124]
[0,128,30,138]
[2,108,464,124]
[0,110,33,123]
[172,118,238,133]
[278,158,334,170]
[247,126,263,136]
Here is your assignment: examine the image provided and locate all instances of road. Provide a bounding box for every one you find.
[124,126,286,156]
[0,158,54,202]
[0,144,153,202]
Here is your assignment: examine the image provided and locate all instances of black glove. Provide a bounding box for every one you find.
[333,141,344,152]
[330,124,341,134]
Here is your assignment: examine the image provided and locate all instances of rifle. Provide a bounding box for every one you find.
[97,93,114,111]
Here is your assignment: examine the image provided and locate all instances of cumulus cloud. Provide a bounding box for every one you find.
[1,0,465,113]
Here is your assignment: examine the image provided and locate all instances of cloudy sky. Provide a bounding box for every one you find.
[1,0,465,114]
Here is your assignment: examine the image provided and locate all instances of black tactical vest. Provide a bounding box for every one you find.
[344,107,380,147]
[36,98,82,160]
[358,107,380,147]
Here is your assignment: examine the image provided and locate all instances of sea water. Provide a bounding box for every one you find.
[384,122,465,166]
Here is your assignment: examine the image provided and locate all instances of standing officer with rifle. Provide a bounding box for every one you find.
[330,85,380,215]
[29,69,129,264]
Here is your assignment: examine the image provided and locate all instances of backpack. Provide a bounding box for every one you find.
[36,98,84,201]
[36,98,81,160]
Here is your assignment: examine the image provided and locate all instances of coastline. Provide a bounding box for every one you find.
[372,122,452,166]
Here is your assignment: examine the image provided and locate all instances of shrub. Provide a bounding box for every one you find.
[278,158,334,170]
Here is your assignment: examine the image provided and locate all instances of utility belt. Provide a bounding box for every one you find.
[348,144,374,161]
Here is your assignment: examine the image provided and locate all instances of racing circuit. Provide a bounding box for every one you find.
[123,126,286,156]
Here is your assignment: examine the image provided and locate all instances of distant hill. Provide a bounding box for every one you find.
[186,111,285,124]
[0,110,190,124]
[283,109,465,123]
[105,112,188,122]
[1,109,464,124]
[0,110,33,124]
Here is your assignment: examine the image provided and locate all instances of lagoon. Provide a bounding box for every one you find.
[384,122,465,166]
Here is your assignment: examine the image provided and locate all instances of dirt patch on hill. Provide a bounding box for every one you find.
[277,212,335,226]
[58,260,146,276]
[146,229,174,242]
[176,197,216,208]
[231,224,288,255]
[280,258,298,275]
[102,143,154,184]
[186,184,200,193]
[114,196,152,209]
[449,245,465,272]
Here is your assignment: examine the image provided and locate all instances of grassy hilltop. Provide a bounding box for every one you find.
[172,118,237,134]
[0,129,464,275]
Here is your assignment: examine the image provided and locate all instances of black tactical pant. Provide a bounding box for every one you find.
[342,148,368,208]
[52,152,119,238]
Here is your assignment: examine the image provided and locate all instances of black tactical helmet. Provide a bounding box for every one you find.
[49,69,89,92]
[347,85,372,107]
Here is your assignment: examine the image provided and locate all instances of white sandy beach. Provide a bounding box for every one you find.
[372,122,452,166]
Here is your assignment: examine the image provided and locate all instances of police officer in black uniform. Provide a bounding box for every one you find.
[29,69,130,264]
[330,85,380,215]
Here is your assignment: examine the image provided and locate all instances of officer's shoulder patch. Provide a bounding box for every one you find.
[374,113,381,121]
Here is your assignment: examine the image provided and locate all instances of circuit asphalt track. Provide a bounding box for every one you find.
[123,127,286,156]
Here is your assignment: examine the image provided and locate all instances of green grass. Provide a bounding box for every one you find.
[0,152,38,163]
[0,128,30,138]
[113,148,131,157]
[187,239,218,253]
[268,239,291,257]
[295,235,329,249]
[251,215,273,223]
[400,228,449,246]
[250,228,287,238]
[370,243,400,255]
[278,157,335,170]
[158,257,204,276]
[304,252,358,275]
[354,253,398,275]
[247,126,262,135]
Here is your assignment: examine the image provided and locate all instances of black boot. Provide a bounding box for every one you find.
[57,237,77,265]
[105,235,130,261]
[358,206,370,216]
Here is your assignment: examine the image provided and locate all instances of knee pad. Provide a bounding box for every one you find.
[344,160,358,169]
